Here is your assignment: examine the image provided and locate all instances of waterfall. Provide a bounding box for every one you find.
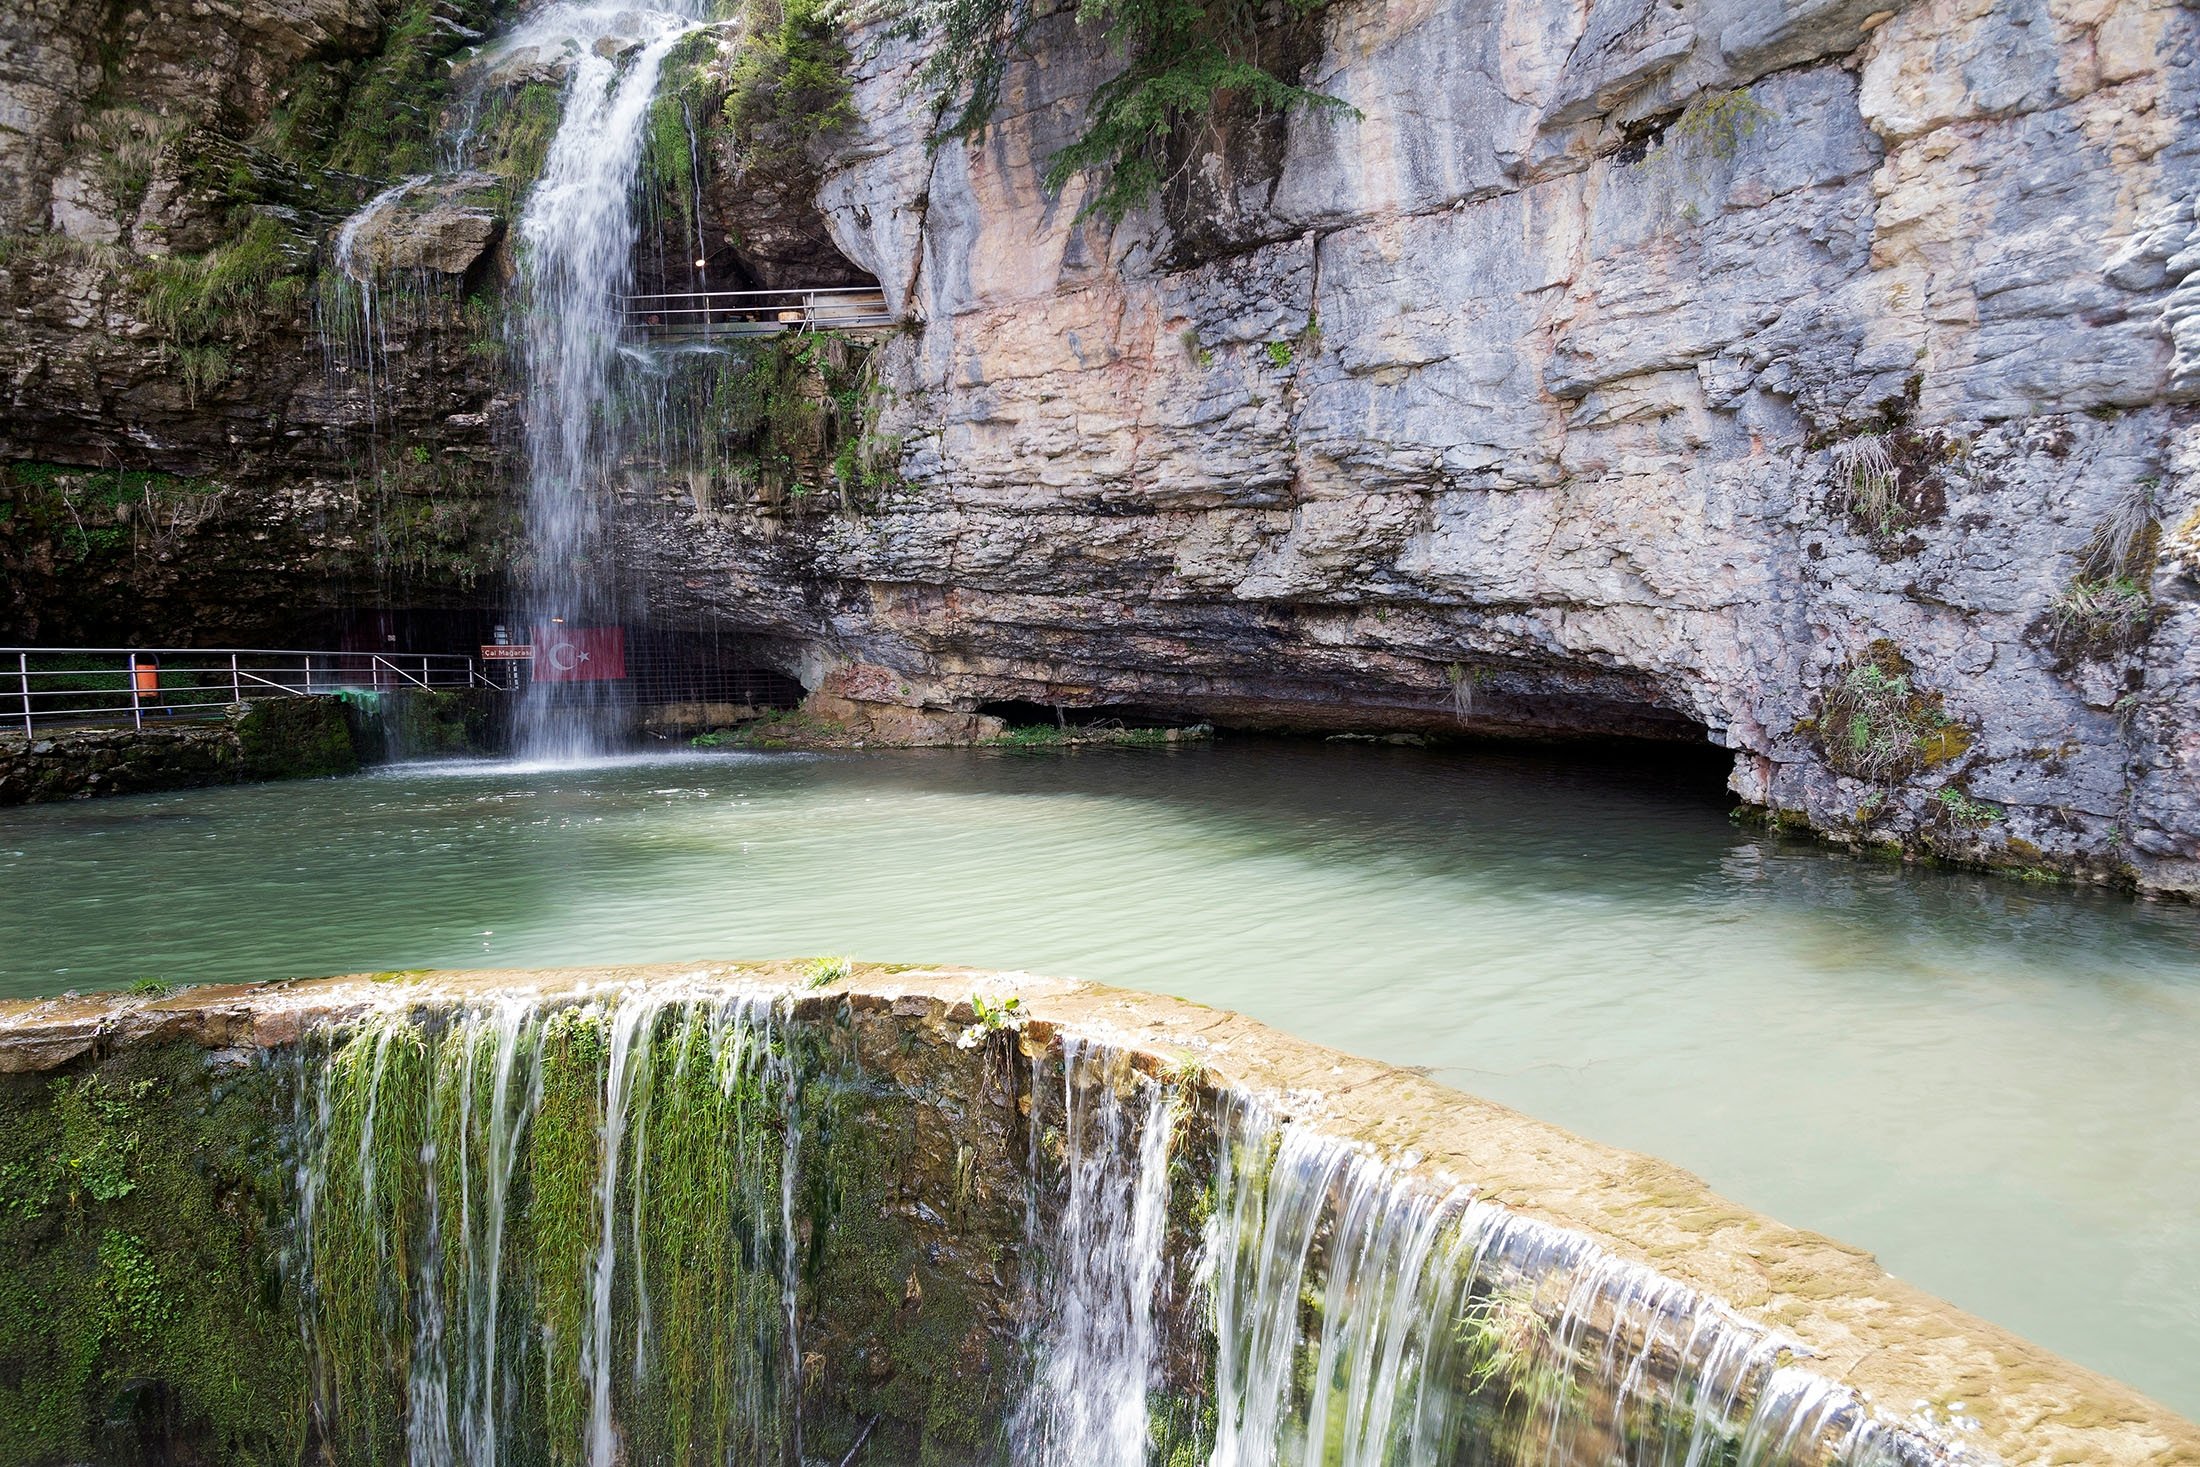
[311,1,702,761]
[286,990,1951,1467]
[1198,1095,1924,1467]
[1012,1039,1178,1466]
[507,1,701,763]
[294,986,808,1465]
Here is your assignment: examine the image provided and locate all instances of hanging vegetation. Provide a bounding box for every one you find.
[900,0,1349,221]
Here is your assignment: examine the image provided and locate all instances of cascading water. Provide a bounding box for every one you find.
[1012,1039,1178,1466]
[285,986,1962,1467]
[293,986,801,1466]
[1199,1095,1930,1467]
[318,0,704,762]
[503,1,702,761]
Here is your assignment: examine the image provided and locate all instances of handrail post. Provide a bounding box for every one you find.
[230,653,241,706]
[303,652,313,696]
[16,652,29,737]
[128,653,142,729]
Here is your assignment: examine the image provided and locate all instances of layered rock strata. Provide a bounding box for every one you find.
[3,0,2198,890]
[653,0,2200,893]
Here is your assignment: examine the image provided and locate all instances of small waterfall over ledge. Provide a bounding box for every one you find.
[277,979,1978,1467]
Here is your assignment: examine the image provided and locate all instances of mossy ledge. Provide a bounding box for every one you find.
[0,964,2189,1466]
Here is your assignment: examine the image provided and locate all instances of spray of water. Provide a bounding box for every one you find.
[506,2,702,762]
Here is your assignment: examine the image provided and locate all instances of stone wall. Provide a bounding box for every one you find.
[0,701,352,804]
[0,690,504,804]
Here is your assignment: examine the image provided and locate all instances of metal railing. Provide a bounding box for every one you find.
[4,647,497,735]
[622,285,894,339]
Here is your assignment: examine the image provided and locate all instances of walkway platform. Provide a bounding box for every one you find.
[623,285,895,340]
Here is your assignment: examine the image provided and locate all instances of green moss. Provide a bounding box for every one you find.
[349,450,523,588]
[236,697,360,779]
[0,1047,305,1465]
[374,688,507,757]
[628,1006,787,1463]
[470,81,565,203]
[1,461,226,567]
[1815,641,1970,785]
[325,0,467,177]
[799,1068,1012,1465]
[989,723,1180,748]
[0,1000,1044,1466]
[643,35,727,216]
[529,1006,607,1460]
[305,1016,431,1462]
[711,707,853,748]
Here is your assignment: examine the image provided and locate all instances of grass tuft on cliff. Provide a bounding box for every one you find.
[134,215,308,402]
[2044,482,2159,663]
[1813,641,1971,785]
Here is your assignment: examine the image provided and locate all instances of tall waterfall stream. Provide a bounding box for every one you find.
[506,1,702,763]
[285,984,1938,1467]
[321,0,709,762]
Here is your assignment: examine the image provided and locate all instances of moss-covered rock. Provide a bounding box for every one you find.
[235,697,359,779]
[0,1045,305,1466]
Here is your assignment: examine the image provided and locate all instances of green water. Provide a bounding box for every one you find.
[1,740,2195,1418]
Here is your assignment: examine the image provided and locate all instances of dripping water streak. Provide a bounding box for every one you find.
[585,996,655,1466]
[1014,1039,1175,1466]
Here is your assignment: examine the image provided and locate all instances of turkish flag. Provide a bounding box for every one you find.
[532,626,626,682]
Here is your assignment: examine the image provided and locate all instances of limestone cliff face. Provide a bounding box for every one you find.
[621,0,2200,893]
[3,0,2197,893]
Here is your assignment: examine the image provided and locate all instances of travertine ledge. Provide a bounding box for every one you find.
[0,961,2190,1464]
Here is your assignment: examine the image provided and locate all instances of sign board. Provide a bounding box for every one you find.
[481,644,534,661]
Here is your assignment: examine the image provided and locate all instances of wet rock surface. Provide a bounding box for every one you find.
[0,963,2190,1464]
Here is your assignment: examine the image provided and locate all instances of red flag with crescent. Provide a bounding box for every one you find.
[532,626,626,682]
